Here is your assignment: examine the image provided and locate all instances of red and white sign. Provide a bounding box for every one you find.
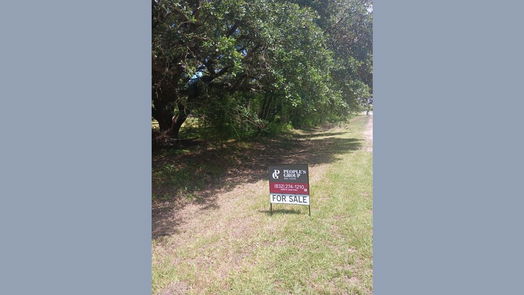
[268,164,309,206]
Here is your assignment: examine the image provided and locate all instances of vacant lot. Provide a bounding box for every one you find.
[152,115,373,295]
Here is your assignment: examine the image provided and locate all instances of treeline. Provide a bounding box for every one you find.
[153,0,372,140]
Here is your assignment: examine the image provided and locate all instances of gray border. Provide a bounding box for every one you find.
[374,0,524,293]
[0,1,151,294]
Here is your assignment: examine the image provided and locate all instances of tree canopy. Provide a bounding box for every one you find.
[153,0,372,140]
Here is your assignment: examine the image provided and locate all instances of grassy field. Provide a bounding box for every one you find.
[152,115,373,294]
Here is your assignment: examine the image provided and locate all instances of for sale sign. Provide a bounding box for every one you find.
[268,164,310,207]
[270,194,309,205]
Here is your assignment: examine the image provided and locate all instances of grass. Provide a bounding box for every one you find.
[152,116,372,294]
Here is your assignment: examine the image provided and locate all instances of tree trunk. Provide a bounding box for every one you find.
[259,94,273,121]
[165,103,189,138]
[167,113,188,138]
[152,92,176,132]
[155,109,173,132]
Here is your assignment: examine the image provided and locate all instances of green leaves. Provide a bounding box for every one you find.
[153,0,372,138]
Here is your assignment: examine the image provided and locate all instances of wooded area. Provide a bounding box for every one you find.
[153,0,372,141]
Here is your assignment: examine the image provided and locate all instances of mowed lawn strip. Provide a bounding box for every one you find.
[152,116,372,295]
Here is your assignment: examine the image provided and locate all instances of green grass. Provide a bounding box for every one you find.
[152,116,372,294]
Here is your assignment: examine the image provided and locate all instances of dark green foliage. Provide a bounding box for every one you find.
[152,0,372,140]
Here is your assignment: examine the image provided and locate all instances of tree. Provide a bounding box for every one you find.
[289,0,373,108]
[152,0,372,140]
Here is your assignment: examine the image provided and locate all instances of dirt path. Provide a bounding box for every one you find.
[152,115,372,294]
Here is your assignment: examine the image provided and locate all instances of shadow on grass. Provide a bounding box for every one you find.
[152,126,363,239]
[289,131,348,139]
[258,208,304,215]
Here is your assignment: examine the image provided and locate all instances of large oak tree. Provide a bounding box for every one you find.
[153,0,372,139]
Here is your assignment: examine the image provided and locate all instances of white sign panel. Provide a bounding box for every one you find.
[270,194,310,205]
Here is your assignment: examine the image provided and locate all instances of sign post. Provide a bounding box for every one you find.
[268,164,310,216]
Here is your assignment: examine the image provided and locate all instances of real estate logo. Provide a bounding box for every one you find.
[272,169,280,179]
